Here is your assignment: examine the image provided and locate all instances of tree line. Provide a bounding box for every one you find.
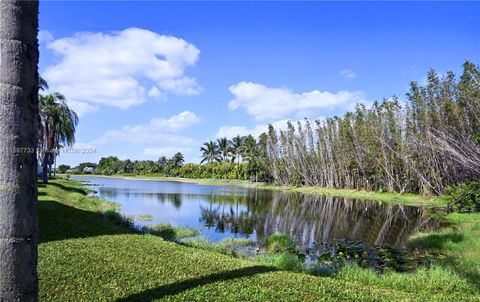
[263,62,480,195]
[72,135,270,181]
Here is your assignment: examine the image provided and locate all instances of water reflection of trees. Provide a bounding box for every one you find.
[198,190,437,249]
[200,198,258,237]
[98,186,437,250]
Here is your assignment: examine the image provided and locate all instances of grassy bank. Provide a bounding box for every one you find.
[409,213,480,288]
[73,174,441,207]
[38,178,478,301]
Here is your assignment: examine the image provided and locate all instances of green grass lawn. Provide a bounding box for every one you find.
[77,174,441,206]
[38,179,478,301]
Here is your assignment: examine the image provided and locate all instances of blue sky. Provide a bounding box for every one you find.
[38,1,480,166]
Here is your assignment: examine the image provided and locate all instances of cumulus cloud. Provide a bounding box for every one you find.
[143,147,193,157]
[92,111,200,145]
[216,119,289,139]
[43,28,202,116]
[215,117,327,139]
[339,69,356,79]
[228,82,367,120]
[38,30,54,44]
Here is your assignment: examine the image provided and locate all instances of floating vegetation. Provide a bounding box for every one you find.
[302,239,441,275]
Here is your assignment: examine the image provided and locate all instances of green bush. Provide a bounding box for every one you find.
[265,232,296,253]
[173,162,251,180]
[255,253,304,272]
[446,179,480,212]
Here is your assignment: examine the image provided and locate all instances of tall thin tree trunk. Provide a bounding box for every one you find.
[0,1,39,301]
[42,153,48,184]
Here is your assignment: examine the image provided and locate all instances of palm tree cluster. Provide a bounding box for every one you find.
[200,135,266,180]
[38,78,79,183]
[264,62,480,195]
[200,135,257,163]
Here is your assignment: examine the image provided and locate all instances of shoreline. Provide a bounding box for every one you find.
[70,174,443,207]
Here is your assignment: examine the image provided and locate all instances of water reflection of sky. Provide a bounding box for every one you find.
[73,176,258,242]
[72,176,438,247]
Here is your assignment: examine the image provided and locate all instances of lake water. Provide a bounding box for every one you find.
[72,176,438,250]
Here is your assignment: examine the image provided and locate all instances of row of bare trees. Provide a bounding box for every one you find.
[264,62,480,195]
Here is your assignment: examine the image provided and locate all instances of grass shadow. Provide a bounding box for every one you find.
[45,181,90,195]
[409,232,464,250]
[39,200,131,243]
[116,265,276,301]
[409,232,480,291]
[461,270,480,291]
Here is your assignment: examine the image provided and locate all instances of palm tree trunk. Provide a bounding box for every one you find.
[0,1,39,301]
[42,154,48,184]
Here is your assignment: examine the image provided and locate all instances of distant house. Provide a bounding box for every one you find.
[83,167,95,174]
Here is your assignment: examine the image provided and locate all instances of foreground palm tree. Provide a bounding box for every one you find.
[38,92,78,184]
[0,1,39,300]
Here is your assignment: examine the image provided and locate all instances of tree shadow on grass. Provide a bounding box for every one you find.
[38,200,131,244]
[409,232,480,291]
[41,181,90,195]
[409,232,464,250]
[116,265,276,301]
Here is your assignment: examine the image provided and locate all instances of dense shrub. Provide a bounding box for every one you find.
[172,162,250,180]
[265,232,296,253]
[446,179,480,212]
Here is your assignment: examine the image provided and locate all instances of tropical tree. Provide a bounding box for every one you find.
[0,1,39,300]
[217,137,232,162]
[170,152,185,168]
[200,141,221,164]
[97,156,122,175]
[231,135,245,179]
[243,135,261,182]
[57,164,71,174]
[38,92,78,183]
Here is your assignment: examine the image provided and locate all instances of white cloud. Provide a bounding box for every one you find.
[43,28,202,116]
[340,69,356,79]
[228,82,367,120]
[92,111,200,145]
[38,30,54,44]
[215,119,287,139]
[216,118,326,139]
[147,86,163,100]
[143,147,193,158]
